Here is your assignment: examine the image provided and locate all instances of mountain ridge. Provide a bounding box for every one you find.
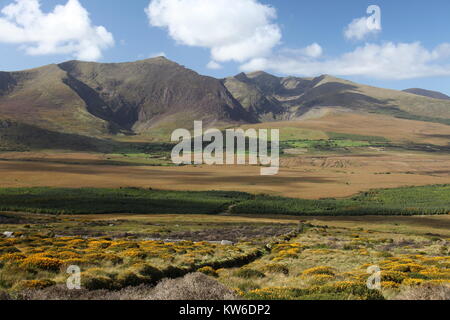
[225,71,450,124]
[1,57,450,146]
[403,88,450,101]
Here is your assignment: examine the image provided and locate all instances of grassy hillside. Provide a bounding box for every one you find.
[0,119,176,155]
[0,65,111,136]
[313,76,450,121]
[0,120,114,152]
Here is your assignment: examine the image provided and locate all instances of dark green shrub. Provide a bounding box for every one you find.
[197,266,219,278]
[135,264,163,284]
[117,272,142,287]
[233,268,265,279]
[163,266,188,279]
[82,275,115,291]
[261,263,289,275]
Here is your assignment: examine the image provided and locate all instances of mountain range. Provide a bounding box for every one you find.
[0,56,449,150]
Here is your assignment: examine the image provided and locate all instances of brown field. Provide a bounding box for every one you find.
[0,150,449,199]
[242,112,450,146]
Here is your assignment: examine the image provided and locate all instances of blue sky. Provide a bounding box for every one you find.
[0,0,450,95]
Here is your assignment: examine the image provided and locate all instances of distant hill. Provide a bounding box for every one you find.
[403,88,450,101]
[225,73,450,124]
[1,57,450,150]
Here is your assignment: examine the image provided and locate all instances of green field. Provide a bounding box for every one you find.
[0,188,252,215]
[0,185,448,216]
[232,185,450,216]
[277,130,390,154]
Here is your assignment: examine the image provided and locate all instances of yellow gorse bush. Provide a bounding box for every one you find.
[109,241,139,250]
[247,287,298,300]
[84,253,123,265]
[66,239,87,248]
[56,251,82,260]
[384,263,425,273]
[303,249,335,255]
[20,256,63,271]
[121,249,147,259]
[306,274,335,285]
[419,269,450,279]
[0,252,26,263]
[88,240,112,249]
[62,258,91,267]
[302,266,336,276]
[197,266,219,277]
[402,278,425,286]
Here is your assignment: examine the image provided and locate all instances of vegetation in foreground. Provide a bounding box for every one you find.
[0,185,448,216]
[0,213,449,300]
[0,233,261,293]
[218,223,450,300]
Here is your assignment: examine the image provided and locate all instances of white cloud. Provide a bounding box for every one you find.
[344,17,378,41]
[0,0,114,61]
[280,43,323,59]
[206,60,222,70]
[240,42,450,80]
[344,6,382,41]
[303,43,323,58]
[145,0,281,63]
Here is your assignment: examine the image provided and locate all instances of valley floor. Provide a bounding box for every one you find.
[0,150,449,199]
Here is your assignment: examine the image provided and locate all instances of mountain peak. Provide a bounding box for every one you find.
[137,56,175,64]
[233,72,250,82]
[58,56,178,69]
[315,74,342,81]
[246,71,278,79]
